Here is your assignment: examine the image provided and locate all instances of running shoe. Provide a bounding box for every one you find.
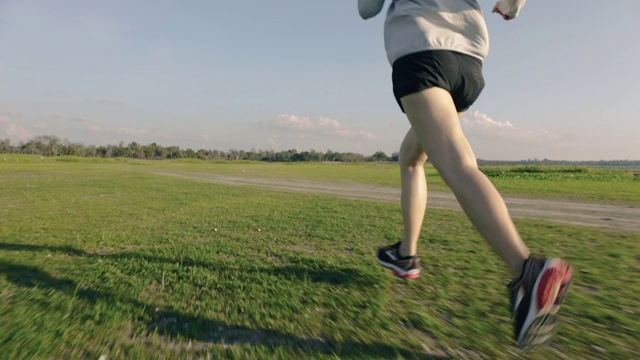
[376,242,421,279]
[509,256,573,351]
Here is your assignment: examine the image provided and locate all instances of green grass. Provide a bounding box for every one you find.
[1,158,639,359]
[157,161,637,203]
[4,155,639,203]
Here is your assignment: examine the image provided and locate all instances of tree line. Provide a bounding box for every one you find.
[1,135,398,162]
[3,135,638,167]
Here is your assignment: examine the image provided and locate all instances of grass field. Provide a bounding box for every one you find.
[1,156,639,359]
[3,155,639,203]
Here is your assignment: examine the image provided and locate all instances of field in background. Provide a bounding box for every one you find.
[1,157,639,359]
[4,155,639,203]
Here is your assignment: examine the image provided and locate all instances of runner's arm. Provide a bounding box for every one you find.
[358,0,385,19]
[492,0,527,20]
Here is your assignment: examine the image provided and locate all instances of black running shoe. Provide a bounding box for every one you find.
[376,242,421,279]
[509,256,573,351]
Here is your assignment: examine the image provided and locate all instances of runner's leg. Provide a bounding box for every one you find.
[398,129,428,257]
[401,87,530,278]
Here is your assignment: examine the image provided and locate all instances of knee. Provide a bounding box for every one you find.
[399,150,427,171]
[399,136,427,171]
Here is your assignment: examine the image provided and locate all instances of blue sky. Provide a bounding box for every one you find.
[1,0,639,160]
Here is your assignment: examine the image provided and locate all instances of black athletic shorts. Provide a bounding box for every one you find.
[392,50,485,113]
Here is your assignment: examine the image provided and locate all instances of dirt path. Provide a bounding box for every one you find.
[152,171,640,232]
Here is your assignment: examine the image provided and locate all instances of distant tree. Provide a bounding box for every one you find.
[227,149,243,161]
[325,149,337,162]
[142,144,154,159]
[260,149,275,161]
[337,152,366,162]
[166,145,182,159]
[371,151,390,162]
[1,139,13,153]
[127,142,142,158]
[196,149,209,160]
[246,149,260,161]
[183,148,196,158]
[210,149,225,160]
[111,142,125,157]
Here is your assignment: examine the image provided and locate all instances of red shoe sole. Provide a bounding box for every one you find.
[394,270,420,280]
[537,262,572,311]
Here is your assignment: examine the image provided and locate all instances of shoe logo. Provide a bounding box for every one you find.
[386,250,397,261]
[514,288,525,312]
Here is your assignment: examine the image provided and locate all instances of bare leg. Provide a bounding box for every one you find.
[401,87,530,278]
[398,129,428,258]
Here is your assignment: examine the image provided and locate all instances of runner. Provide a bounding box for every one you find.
[358,0,573,351]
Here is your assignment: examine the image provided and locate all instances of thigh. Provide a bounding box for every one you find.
[400,87,478,173]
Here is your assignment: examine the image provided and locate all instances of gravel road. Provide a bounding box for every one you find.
[152,171,640,232]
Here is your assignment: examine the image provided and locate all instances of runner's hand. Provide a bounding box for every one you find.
[492,2,512,20]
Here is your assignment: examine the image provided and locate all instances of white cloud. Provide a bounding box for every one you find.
[1,113,33,140]
[5,123,33,140]
[462,111,556,143]
[265,114,378,141]
[33,123,47,129]
[463,111,514,130]
[70,116,88,123]
[118,127,147,136]
[357,130,377,141]
[88,124,104,132]
[149,130,175,140]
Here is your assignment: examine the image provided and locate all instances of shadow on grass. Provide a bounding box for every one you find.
[0,262,101,304]
[146,308,447,359]
[263,265,373,286]
[0,243,448,359]
[0,243,85,256]
[0,242,375,287]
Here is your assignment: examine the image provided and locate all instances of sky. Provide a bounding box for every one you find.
[1,1,639,161]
